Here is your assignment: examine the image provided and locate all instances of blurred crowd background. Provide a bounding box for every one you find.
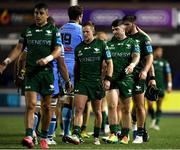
[0,0,180,109]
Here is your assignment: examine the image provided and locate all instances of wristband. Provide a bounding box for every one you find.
[45,55,54,62]
[168,82,172,88]
[149,76,155,80]
[104,75,112,82]
[130,63,136,68]
[3,58,12,66]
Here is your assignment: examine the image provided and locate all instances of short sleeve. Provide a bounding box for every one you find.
[132,40,140,53]
[143,36,153,55]
[103,41,111,60]
[165,61,171,73]
[19,28,27,47]
[53,27,63,46]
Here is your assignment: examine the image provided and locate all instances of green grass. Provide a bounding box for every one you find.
[0,115,180,149]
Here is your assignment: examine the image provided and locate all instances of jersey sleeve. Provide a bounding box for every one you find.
[132,40,140,54]
[19,28,27,49]
[164,60,171,74]
[53,27,63,47]
[142,36,153,56]
[78,27,84,42]
[102,41,112,60]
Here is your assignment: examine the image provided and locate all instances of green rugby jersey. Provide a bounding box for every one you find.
[19,23,62,74]
[75,39,111,82]
[129,32,153,72]
[107,37,140,80]
[153,58,171,89]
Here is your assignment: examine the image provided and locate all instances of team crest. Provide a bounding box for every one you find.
[94,48,100,53]
[126,44,131,49]
[78,50,83,56]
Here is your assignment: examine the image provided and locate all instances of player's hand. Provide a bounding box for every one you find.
[0,63,7,74]
[103,80,110,90]
[139,70,147,80]
[167,83,172,93]
[125,63,135,74]
[65,80,73,94]
[148,79,156,86]
[36,58,49,66]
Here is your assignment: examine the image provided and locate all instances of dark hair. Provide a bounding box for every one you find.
[68,5,83,20]
[34,2,48,10]
[122,15,137,22]
[111,19,123,27]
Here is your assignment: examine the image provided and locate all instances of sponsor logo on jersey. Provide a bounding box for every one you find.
[35,29,43,32]
[106,50,111,58]
[84,47,91,50]
[56,32,61,37]
[94,48,100,51]
[46,30,52,34]
[94,48,100,53]
[79,57,100,62]
[160,62,164,66]
[27,39,51,46]
[74,89,79,93]
[45,30,52,36]
[128,89,132,94]
[146,45,153,53]
[145,41,151,45]
[126,44,131,49]
[108,46,115,50]
[117,43,124,46]
[135,39,140,44]
[111,52,131,58]
[26,34,32,37]
[78,50,83,56]
[26,31,32,37]
[25,86,31,89]
[49,84,54,91]
[135,85,141,90]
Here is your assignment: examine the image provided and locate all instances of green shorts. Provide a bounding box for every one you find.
[133,79,146,95]
[25,68,54,96]
[74,81,105,101]
[111,75,134,98]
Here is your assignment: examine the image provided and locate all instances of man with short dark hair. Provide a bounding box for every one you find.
[123,15,153,144]
[0,3,63,149]
[103,19,140,144]
[59,5,84,141]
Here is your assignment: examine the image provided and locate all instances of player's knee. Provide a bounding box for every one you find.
[136,105,145,113]
[94,109,101,118]
[121,107,131,114]
[26,102,36,111]
[75,106,84,115]
[108,102,117,111]
[41,103,51,111]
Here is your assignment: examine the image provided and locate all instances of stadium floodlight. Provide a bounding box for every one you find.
[70,0,78,6]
